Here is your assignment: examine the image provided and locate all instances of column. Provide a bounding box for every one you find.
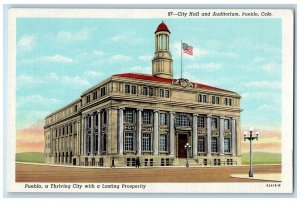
[83,116,87,156]
[220,117,225,155]
[231,118,236,156]
[153,110,159,155]
[192,114,198,157]
[169,111,175,156]
[97,110,102,155]
[117,107,124,155]
[76,122,79,155]
[136,109,142,155]
[207,115,212,156]
[90,113,94,156]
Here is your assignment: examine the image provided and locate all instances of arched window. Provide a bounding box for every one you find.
[175,114,190,127]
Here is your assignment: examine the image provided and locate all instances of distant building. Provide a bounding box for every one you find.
[44,22,242,167]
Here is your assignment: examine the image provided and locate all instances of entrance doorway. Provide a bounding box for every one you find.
[177,133,188,158]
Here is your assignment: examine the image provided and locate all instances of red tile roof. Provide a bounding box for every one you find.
[155,21,171,34]
[113,73,233,93]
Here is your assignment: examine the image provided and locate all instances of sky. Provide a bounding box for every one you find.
[16,18,282,132]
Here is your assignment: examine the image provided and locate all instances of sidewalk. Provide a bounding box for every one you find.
[230,173,281,182]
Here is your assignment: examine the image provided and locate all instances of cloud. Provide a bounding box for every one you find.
[261,63,281,73]
[17,35,37,52]
[17,75,42,86]
[39,54,74,63]
[111,32,146,45]
[258,104,276,111]
[84,71,104,77]
[110,54,132,62]
[186,63,221,71]
[62,76,90,86]
[57,30,88,42]
[46,72,59,80]
[17,95,60,107]
[245,81,281,90]
[138,55,153,62]
[93,50,105,56]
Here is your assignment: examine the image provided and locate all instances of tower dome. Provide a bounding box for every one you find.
[152,21,173,79]
[155,21,171,34]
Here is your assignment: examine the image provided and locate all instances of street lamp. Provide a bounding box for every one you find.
[184,143,191,167]
[244,127,259,177]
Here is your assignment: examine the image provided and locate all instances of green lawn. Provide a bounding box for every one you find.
[242,152,281,165]
[16,152,45,163]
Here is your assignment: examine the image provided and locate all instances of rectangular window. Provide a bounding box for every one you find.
[143,87,148,95]
[100,87,106,97]
[224,98,228,105]
[143,111,151,124]
[149,87,154,96]
[86,95,91,103]
[93,91,97,100]
[160,89,164,97]
[160,134,167,151]
[74,105,77,112]
[125,133,134,151]
[165,90,170,98]
[103,134,106,152]
[70,124,73,133]
[142,133,151,151]
[212,96,215,104]
[159,113,167,125]
[124,110,134,123]
[224,119,230,130]
[216,97,220,104]
[125,85,130,94]
[131,85,137,94]
[198,136,205,152]
[197,116,205,128]
[211,118,218,129]
[229,98,232,106]
[224,138,230,153]
[198,94,207,103]
[211,137,218,153]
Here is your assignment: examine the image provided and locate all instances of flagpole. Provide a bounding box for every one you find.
[181,40,183,79]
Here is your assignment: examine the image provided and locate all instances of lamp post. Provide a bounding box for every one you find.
[184,143,191,167]
[244,127,259,177]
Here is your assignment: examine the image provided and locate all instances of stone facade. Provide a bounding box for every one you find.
[44,22,242,167]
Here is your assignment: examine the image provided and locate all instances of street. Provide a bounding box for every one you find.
[15,163,281,183]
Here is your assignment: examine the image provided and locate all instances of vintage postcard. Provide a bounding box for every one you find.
[6,8,294,194]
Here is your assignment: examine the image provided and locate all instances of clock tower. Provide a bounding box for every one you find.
[152,21,173,79]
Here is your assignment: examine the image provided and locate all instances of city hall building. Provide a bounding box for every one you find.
[44,22,242,167]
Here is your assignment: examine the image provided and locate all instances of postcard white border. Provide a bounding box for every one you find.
[7,8,294,193]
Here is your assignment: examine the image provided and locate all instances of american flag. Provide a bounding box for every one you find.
[182,42,193,56]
